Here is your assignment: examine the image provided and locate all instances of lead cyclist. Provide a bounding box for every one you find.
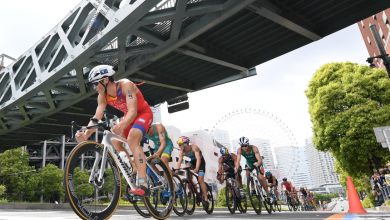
[75,64,153,197]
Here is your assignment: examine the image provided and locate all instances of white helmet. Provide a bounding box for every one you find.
[238,136,249,146]
[88,65,115,82]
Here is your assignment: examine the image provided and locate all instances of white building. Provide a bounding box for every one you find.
[305,136,340,186]
[289,146,313,188]
[211,129,231,150]
[250,138,275,169]
[151,106,162,123]
[274,146,296,179]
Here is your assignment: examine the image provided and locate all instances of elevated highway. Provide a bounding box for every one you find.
[0,0,389,149]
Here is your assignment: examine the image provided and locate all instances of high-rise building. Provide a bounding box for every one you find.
[150,106,162,123]
[250,138,275,169]
[211,129,231,150]
[358,9,390,70]
[305,136,340,186]
[274,146,296,179]
[289,146,313,188]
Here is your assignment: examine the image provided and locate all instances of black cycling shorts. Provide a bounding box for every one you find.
[188,158,206,176]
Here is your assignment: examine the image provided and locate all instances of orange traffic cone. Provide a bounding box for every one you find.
[347,176,367,213]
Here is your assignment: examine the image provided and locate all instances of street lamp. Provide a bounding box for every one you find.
[366,25,390,79]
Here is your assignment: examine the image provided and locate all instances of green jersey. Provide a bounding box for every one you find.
[146,123,173,156]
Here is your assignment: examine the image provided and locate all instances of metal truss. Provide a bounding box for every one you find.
[0,0,257,136]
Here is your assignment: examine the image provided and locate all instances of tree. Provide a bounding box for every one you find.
[40,164,64,202]
[335,161,371,194]
[305,62,390,177]
[0,185,5,196]
[0,148,40,202]
[73,167,94,199]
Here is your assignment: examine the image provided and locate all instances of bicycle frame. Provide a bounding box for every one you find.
[88,130,166,193]
[184,168,203,203]
[247,170,265,202]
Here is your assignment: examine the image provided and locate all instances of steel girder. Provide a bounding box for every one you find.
[0,0,257,136]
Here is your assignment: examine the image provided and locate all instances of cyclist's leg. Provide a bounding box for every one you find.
[236,169,243,187]
[255,165,270,196]
[274,186,279,200]
[128,113,153,195]
[198,159,208,202]
[112,126,137,174]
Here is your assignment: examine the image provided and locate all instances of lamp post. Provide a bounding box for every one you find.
[366,25,390,79]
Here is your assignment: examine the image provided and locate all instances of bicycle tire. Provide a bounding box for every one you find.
[247,178,261,215]
[204,184,214,214]
[225,183,236,214]
[141,156,174,219]
[238,187,247,214]
[261,186,272,214]
[287,197,292,211]
[172,175,188,216]
[64,142,120,220]
[127,184,151,218]
[185,181,196,215]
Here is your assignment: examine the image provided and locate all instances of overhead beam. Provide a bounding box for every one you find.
[128,76,194,92]
[246,3,322,41]
[175,48,247,72]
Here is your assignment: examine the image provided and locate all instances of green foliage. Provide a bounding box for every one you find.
[73,167,94,198]
[217,184,248,207]
[336,161,372,193]
[305,62,390,177]
[362,194,376,208]
[314,193,338,203]
[0,185,5,196]
[101,168,115,196]
[39,164,64,200]
[0,148,40,202]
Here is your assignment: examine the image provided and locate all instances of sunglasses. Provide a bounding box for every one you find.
[241,145,249,148]
[92,79,104,87]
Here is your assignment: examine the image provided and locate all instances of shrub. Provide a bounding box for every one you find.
[362,194,375,208]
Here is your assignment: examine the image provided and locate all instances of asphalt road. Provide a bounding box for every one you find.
[0,210,338,220]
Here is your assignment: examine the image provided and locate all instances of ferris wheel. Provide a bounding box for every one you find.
[210,108,298,179]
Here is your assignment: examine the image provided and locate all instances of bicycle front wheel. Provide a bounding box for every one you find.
[172,175,187,216]
[225,183,236,214]
[185,180,196,215]
[142,156,174,220]
[64,141,121,220]
[127,184,152,218]
[247,178,261,215]
[204,184,214,214]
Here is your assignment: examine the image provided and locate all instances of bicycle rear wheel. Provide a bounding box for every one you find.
[247,178,261,215]
[225,183,236,214]
[142,156,174,220]
[172,175,187,216]
[64,142,121,220]
[238,187,247,213]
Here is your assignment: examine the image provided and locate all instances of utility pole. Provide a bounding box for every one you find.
[366,25,390,79]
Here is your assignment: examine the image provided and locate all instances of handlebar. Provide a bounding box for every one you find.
[71,109,118,139]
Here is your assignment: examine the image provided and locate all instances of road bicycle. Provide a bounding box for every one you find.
[223,171,247,214]
[300,194,310,211]
[174,166,214,215]
[285,190,298,211]
[245,167,272,215]
[64,110,174,220]
[270,186,281,212]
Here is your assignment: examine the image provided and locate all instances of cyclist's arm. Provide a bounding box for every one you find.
[154,123,166,156]
[175,150,185,170]
[252,146,263,166]
[193,145,202,171]
[218,156,223,174]
[120,80,138,128]
[235,147,241,169]
[84,94,107,138]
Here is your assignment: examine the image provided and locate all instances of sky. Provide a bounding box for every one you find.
[0,0,370,146]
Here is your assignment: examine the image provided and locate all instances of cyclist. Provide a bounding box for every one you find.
[174,136,209,209]
[265,171,280,204]
[234,136,271,198]
[146,122,173,168]
[299,186,307,204]
[281,177,297,205]
[310,192,317,210]
[75,65,153,197]
[217,147,243,187]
